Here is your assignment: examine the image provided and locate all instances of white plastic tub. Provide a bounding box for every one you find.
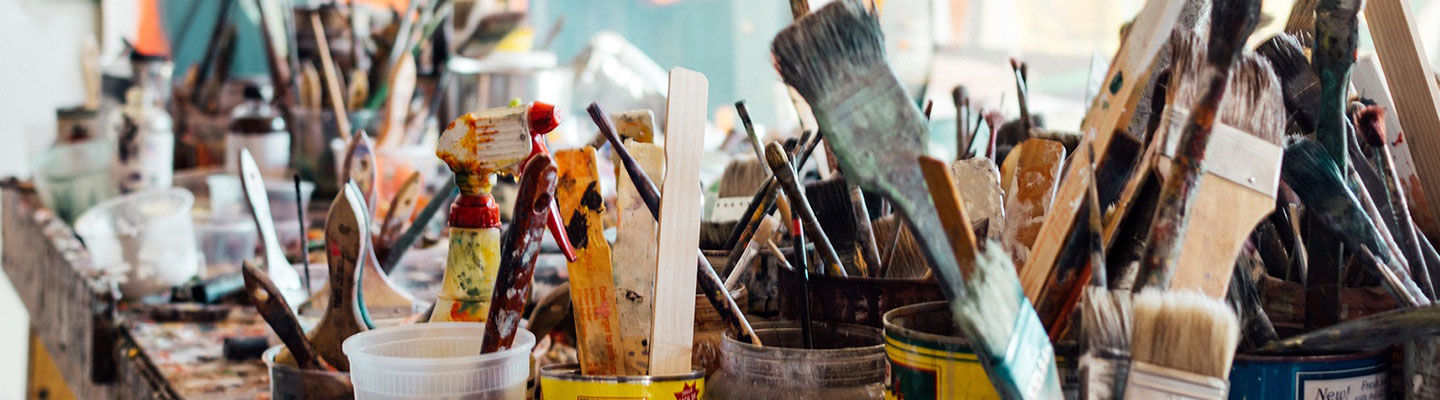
[342,322,534,399]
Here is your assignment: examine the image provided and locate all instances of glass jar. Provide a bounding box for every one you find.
[705,321,886,400]
[111,51,175,194]
[225,84,289,176]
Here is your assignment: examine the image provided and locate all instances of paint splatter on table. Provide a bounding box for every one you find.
[122,306,275,399]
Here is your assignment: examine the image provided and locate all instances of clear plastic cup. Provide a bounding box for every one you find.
[343,322,534,400]
[73,188,201,299]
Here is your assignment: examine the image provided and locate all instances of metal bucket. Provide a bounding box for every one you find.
[883,301,999,399]
[1229,349,1391,399]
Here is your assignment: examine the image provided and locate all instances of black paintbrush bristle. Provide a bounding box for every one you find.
[1256,34,1319,133]
[1207,0,1263,71]
[771,0,884,104]
[805,178,858,248]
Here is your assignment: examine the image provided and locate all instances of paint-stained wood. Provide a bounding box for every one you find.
[1021,0,1186,302]
[310,183,371,371]
[242,261,333,371]
[340,130,379,210]
[1002,138,1064,270]
[649,68,708,375]
[949,158,1005,242]
[919,156,979,277]
[612,140,664,375]
[377,52,416,148]
[556,148,623,375]
[378,171,422,247]
[482,156,558,353]
[613,110,657,144]
[1358,0,1440,240]
[310,12,351,142]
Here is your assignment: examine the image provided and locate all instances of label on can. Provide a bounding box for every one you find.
[885,335,999,400]
[1298,367,1385,400]
[540,377,703,400]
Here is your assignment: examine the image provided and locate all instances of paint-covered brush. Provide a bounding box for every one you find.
[1255,34,1318,134]
[376,171,421,253]
[919,155,1063,399]
[431,102,564,322]
[1077,137,1132,399]
[340,130,379,209]
[766,142,847,276]
[1313,0,1363,168]
[481,154,557,353]
[1283,139,1431,306]
[1358,107,1435,298]
[329,131,416,321]
[718,131,822,277]
[589,102,761,352]
[555,147,624,375]
[1125,290,1239,399]
[999,138,1064,268]
[1135,0,1263,290]
[610,138,663,375]
[310,182,371,371]
[724,216,781,290]
[239,149,307,307]
[309,12,350,142]
[1260,302,1440,353]
[241,260,335,371]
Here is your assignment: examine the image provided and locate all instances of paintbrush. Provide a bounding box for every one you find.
[918,154,1063,398]
[376,171,421,252]
[1125,290,1239,399]
[724,216,781,290]
[1134,0,1262,290]
[953,85,970,159]
[481,154,557,353]
[241,260,335,371]
[589,102,761,349]
[1077,135,1133,399]
[1255,34,1318,135]
[1313,0,1363,169]
[1358,107,1436,298]
[376,52,416,148]
[347,69,368,112]
[556,147,624,375]
[309,182,371,371]
[766,142,847,276]
[999,138,1064,268]
[309,12,350,142]
[1282,139,1431,306]
[1284,0,1318,42]
[252,0,295,111]
[718,131,823,279]
[1229,246,1278,350]
[294,174,312,294]
[1043,133,1104,341]
[239,149,307,307]
[1260,302,1440,353]
[380,178,456,272]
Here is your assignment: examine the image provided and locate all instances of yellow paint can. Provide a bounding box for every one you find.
[883,301,999,400]
[539,363,705,400]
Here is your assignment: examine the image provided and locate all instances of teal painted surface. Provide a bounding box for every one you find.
[163,0,271,79]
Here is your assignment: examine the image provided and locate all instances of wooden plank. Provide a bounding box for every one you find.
[2,186,118,400]
[648,68,708,375]
[1019,0,1185,301]
[555,148,624,375]
[1002,139,1064,271]
[611,140,664,375]
[919,156,979,277]
[1364,0,1440,243]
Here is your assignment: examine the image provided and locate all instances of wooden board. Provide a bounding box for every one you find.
[1019,0,1186,301]
[556,148,624,375]
[649,68,708,375]
[949,158,1004,242]
[1364,0,1440,244]
[611,140,664,375]
[1002,138,1064,269]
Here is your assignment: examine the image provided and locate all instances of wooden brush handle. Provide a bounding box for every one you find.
[381,179,457,271]
[241,261,334,371]
[310,12,351,142]
[1314,0,1364,169]
[918,156,978,278]
[765,142,847,277]
[340,131,378,208]
[588,102,761,346]
[482,155,557,353]
[312,183,370,371]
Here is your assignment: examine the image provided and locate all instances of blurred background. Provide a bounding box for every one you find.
[0,0,1438,397]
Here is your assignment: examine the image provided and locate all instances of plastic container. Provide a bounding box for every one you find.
[33,138,117,223]
[705,321,887,400]
[192,213,257,271]
[539,363,705,400]
[73,188,201,299]
[343,322,534,399]
[264,345,353,400]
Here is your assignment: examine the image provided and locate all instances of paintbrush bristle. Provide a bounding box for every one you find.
[1165,30,1207,111]
[1356,106,1387,148]
[1256,33,1319,133]
[718,158,772,198]
[951,241,1062,397]
[1207,0,1262,70]
[1131,289,1240,379]
[1219,52,1286,145]
[771,0,884,104]
[953,241,1024,351]
[805,178,858,247]
[1081,286,1132,355]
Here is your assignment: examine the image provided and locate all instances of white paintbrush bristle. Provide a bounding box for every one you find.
[1131,289,1240,379]
[952,241,1024,354]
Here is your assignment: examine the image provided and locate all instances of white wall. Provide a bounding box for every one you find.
[0,0,99,398]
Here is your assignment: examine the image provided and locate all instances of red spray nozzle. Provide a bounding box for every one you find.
[524,102,577,262]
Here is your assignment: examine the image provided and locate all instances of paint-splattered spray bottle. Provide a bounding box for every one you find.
[432,102,573,322]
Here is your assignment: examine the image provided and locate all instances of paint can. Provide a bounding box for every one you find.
[263,346,353,400]
[1228,349,1391,399]
[883,301,999,399]
[882,301,1081,399]
[539,363,705,400]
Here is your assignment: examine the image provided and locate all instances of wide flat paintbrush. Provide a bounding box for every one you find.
[1077,136,1132,399]
[589,102,761,348]
[1125,290,1239,399]
[481,154,557,353]
[1256,34,1319,134]
[766,142,847,276]
[1135,0,1263,290]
